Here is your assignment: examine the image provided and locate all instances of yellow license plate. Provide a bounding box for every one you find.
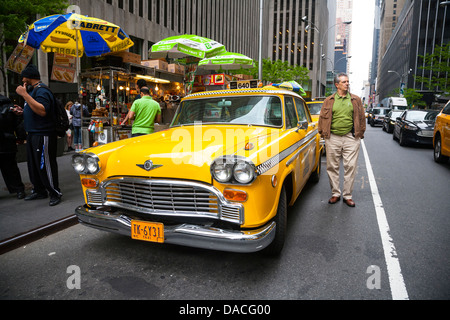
[131,220,164,243]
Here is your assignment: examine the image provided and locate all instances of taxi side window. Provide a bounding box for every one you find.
[443,102,450,115]
[294,98,311,122]
[284,96,298,129]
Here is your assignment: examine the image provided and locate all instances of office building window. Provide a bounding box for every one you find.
[119,0,123,9]
[129,0,134,14]
[156,0,160,24]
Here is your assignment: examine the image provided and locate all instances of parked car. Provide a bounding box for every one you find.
[393,109,439,146]
[368,107,391,127]
[382,110,404,133]
[72,87,323,255]
[433,101,450,163]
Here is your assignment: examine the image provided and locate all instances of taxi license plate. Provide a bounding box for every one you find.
[131,220,164,243]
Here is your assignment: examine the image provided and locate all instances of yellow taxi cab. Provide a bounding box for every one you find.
[306,99,324,122]
[306,99,325,152]
[72,87,323,254]
[433,100,450,163]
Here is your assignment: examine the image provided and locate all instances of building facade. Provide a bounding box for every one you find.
[5,0,337,101]
[23,0,265,97]
[377,0,449,101]
[266,0,329,97]
[333,0,352,75]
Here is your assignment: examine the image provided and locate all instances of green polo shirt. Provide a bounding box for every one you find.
[331,92,354,136]
[130,96,161,134]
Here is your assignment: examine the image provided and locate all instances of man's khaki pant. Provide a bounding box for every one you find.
[324,133,361,200]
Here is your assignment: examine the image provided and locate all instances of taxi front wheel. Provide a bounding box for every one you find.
[434,135,449,163]
[264,185,287,256]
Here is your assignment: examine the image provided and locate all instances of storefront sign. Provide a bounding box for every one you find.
[194,74,226,86]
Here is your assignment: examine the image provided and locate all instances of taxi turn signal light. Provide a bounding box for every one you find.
[82,178,99,188]
[223,188,248,202]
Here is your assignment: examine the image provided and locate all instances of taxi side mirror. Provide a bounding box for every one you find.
[296,120,308,132]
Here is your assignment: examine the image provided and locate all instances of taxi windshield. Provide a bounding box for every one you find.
[171,96,283,127]
[308,102,323,115]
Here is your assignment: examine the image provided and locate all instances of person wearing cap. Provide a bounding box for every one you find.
[12,64,62,206]
[121,87,161,137]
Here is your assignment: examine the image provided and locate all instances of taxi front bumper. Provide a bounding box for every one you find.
[75,205,276,253]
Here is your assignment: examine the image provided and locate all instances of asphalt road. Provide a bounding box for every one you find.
[1,126,449,302]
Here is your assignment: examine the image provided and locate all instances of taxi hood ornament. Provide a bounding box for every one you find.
[137,160,162,171]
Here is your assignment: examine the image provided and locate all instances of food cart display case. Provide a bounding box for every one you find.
[79,63,184,148]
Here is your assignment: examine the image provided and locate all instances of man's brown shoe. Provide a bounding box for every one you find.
[328,196,340,204]
[344,199,356,207]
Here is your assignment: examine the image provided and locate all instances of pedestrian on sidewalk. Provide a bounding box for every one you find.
[0,94,27,199]
[121,87,161,137]
[13,64,62,206]
[70,100,89,152]
[65,101,74,151]
[318,73,366,207]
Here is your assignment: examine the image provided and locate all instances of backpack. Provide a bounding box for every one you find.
[36,84,69,137]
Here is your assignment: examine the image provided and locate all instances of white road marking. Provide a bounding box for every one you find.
[361,140,409,300]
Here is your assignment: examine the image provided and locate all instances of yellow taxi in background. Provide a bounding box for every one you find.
[72,88,323,255]
[433,100,450,163]
[306,99,326,153]
[306,99,325,122]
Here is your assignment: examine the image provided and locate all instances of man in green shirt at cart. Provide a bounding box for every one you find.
[318,73,366,207]
[121,87,161,137]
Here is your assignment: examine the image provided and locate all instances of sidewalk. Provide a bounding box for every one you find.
[0,151,83,242]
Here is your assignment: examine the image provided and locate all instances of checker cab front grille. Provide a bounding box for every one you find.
[86,178,244,225]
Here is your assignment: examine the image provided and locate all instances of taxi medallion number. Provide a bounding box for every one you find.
[131,220,164,243]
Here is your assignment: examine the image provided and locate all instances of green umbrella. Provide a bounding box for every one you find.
[198,52,254,71]
[150,34,226,60]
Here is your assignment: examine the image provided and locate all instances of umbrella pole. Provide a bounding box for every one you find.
[75,30,83,149]
[76,30,80,93]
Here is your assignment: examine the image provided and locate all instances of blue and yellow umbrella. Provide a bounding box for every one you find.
[19,13,134,57]
[272,80,307,96]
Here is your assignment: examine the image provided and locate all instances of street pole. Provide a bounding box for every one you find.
[302,16,351,98]
[258,0,263,82]
[319,43,323,97]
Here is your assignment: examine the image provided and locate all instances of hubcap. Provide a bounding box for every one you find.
[435,140,441,158]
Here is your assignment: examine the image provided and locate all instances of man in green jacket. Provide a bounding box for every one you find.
[121,87,161,137]
[318,73,366,207]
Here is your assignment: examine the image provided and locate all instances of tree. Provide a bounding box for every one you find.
[402,88,426,108]
[414,43,450,94]
[232,58,310,86]
[0,0,68,93]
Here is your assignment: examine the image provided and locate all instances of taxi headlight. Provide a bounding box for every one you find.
[86,156,100,174]
[72,154,85,173]
[233,161,256,184]
[72,153,101,175]
[211,160,233,183]
[211,157,256,185]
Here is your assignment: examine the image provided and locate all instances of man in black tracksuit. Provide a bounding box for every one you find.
[13,64,62,206]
